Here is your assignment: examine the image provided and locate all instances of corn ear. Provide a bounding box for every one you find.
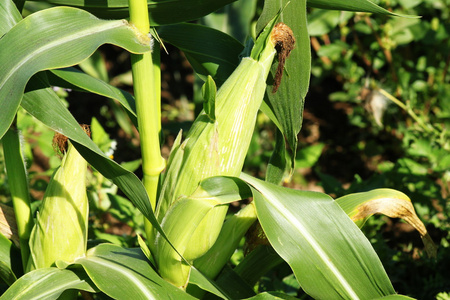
[152,20,294,287]
[28,140,88,270]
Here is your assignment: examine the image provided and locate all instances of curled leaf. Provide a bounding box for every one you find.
[336,188,437,258]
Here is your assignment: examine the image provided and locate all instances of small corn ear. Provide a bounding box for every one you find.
[28,140,88,270]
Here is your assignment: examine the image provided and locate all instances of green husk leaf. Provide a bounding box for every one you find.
[202,75,217,121]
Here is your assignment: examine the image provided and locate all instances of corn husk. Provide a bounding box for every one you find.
[28,141,88,270]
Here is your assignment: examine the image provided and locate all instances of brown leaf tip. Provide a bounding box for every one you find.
[271,23,296,93]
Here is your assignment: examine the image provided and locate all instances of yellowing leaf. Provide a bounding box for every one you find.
[336,188,437,258]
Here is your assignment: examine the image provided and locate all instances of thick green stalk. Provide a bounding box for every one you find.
[128,0,165,219]
[2,127,33,271]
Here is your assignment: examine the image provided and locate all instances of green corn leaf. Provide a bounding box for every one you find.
[158,23,243,85]
[0,0,21,35]
[374,295,417,299]
[244,292,299,300]
[199,0,257,44]
[266,129,290,184]
[0,268,97,300]
[189,267,231,300]
[203,266,256,299]
[256,0,310,178]
[336,188,437,258]
[0,6,151,140]
[183,174,399,298]
[31,0,238,25]
[306,0,419,18]
[74,243,195,300]
[47,68,138,127]
[240,173,396,299]
[234,245,284,288]
[0,233,20,286]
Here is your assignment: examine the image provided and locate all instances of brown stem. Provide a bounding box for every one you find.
[365,16,398,82]
[443,52,450,83]
[310,36,332,66]
[352,26,378,75]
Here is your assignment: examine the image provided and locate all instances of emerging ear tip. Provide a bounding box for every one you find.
[271,23,295,94]
[271,22,296,52]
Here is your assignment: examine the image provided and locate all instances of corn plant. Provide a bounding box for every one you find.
[0,0,438,299]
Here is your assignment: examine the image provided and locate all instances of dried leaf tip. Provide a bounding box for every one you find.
[270,23,295,93]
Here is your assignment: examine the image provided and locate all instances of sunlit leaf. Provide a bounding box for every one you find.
[0,268,96,300]
[0,6,150,140]
[48,68,138,127]
[74,244,195,300]
[256,0,310,177]
[0,0,21,35]
[336,188,437,258]
[240,173,396,299]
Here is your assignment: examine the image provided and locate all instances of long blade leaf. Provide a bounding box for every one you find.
[48,68,138,127]
[307,0,418,17]
[31,0,239,25]
[158,23,243,86]
[0,268,96,300]
[75,244,195,300]
[256,0,310,177]
[0,6,150,140]
[0,0,21,35]
[239,173,396,299]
